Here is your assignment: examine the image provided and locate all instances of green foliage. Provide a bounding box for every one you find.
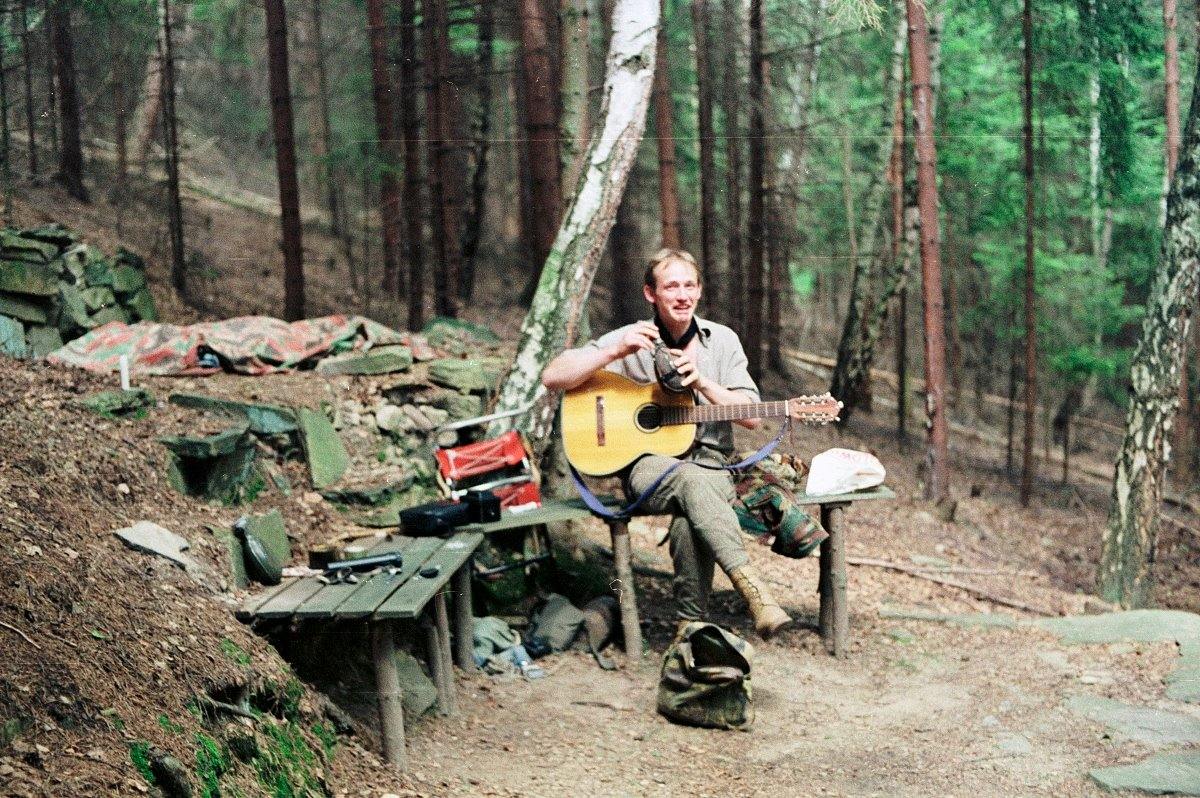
[310,722,338,757]
[128,741,156,786]
[158,714,185,735]
[220,638,252,666]
[194,732,231,798]
[251,722,324,798]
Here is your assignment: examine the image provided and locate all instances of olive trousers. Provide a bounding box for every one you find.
[626,448,750,621]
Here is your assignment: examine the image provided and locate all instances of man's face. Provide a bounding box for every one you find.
[644,259,702,328]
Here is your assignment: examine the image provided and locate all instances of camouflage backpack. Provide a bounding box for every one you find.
[657,622,754,731]
[734,472,829,559]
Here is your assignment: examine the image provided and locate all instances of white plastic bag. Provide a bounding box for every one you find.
[804,448,886,496]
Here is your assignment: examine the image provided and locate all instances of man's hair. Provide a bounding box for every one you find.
[644,248,701,289]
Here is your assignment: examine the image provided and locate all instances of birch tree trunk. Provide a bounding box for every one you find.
[906,0,951,501]
[491,0,659,446]
[1099,51,1200,609]
[830,2,906,421]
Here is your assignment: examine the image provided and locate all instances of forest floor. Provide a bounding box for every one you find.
[4,175,1200,797]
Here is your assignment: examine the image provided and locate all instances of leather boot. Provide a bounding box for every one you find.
[728,565,791,639]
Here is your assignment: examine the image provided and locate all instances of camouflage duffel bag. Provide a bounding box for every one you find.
[734,473,829,559]
[657,622,754,731]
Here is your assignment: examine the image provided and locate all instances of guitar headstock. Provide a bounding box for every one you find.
[787,392,843,425]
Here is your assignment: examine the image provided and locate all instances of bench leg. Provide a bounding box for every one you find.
[452,564,476,671]
[370,620,406,769]
[608,519,642,660]
[434,590,457,713]
[819,505,848,657]
[424,612,453,716]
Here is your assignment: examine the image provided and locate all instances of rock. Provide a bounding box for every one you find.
[421,316,500,353]
[147,746,193,798]
[81,389,154,419]
[430,391,484,421]
[0,292,48,324]
[1065,695,1200,746]
[57,283,90,329]
[25,325,63,358]
[168,393,297,435]
[0,261,57,295]
[114,521,198,571]
[160,424,259,504]
[401,403,435,431]
[0,315,25,357]
[124,289,157,322]
[995,732,1032,755]
[87,305,129,328]
[375,404,409,433]
[1036,610,1200,645]
[160,424,251,459]
[108,262,146,294]
[887,627,916,644]
[396,650,439,720]
[210,526,250,590]
[1090,751,1200,795]
[0,231,57,262]
[428,357,506,394]
[878,606,1017,629]
[317,344,413,376]
[80,285,116,311]
[422,406,450,427]
[297,407,350,489]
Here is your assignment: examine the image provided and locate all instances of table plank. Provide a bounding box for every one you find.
[336,537,446,619]
[458,498,618,533]
[796,485,896,504]
[237,578,298,620]
[375,533,483,619]
[293,538,419,619]
[256,578,326,619]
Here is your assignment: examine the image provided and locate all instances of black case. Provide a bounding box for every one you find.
[465,489,501,523]
[399,501,471,536]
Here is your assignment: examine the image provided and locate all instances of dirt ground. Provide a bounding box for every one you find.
[4,176,1200,797]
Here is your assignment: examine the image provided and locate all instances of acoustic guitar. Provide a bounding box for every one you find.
[561,370,842,476]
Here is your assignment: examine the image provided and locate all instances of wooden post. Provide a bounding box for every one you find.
[370,621,406,769]
[821,504,849,657]
[423,614,450,716]
[818,531,832,641]
[608,520,642,659]
[433,590,456,715]
[452,565,475,671]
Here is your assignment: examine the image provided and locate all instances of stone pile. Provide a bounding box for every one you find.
[0,224,157,358]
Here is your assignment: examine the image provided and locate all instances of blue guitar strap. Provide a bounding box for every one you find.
[568,418,793,520]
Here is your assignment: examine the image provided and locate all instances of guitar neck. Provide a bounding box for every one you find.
[661,400,792,426]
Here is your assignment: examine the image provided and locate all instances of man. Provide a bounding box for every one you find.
[541,248,791,639]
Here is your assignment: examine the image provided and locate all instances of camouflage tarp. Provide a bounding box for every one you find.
[47,314,407,376]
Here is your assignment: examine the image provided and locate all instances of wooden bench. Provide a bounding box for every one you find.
[460,486,895,659]
[236,531,483,770]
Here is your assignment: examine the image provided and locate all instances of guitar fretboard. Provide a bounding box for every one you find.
[660,400,792,426]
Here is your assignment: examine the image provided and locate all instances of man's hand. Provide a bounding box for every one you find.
[669,349,708,392]
[614,320,659,358]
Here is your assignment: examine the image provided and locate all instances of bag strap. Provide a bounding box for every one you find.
[570,418,792,520]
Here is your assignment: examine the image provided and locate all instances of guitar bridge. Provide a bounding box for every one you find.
[595,396,605,447]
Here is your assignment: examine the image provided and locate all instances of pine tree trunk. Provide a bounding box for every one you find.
[0,9,11,224]
[265,0,306,321]
[1020,0,1037,507]
[44,0,58,160]
[309,0,345,241]
[160,0,185,294]
[693,0,716,304]
[491,0,659,446]
[721,0,743,330]
[1099,49,1200,608]
[135,10,162,169]
[20,0,36,176]
[425,0,461,318]
[517,0,563,265]
[49,1,86,201]
[366,0,403,296]
[894,67,908,442]
[560,0,590,193]
[460,0,494,302]
[114,65,127,187]
[653,0,682,249]
[905,0,950,501]
[400,0,424,330]
[612,188,644,326]
[745,0,765,380]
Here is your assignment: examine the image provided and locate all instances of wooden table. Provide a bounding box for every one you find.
[236,531,482,771]
[461,486,895,660]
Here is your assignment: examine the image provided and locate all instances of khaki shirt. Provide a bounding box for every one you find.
[585,316,760,455]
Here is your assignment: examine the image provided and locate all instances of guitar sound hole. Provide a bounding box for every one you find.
[635,404,661,432]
